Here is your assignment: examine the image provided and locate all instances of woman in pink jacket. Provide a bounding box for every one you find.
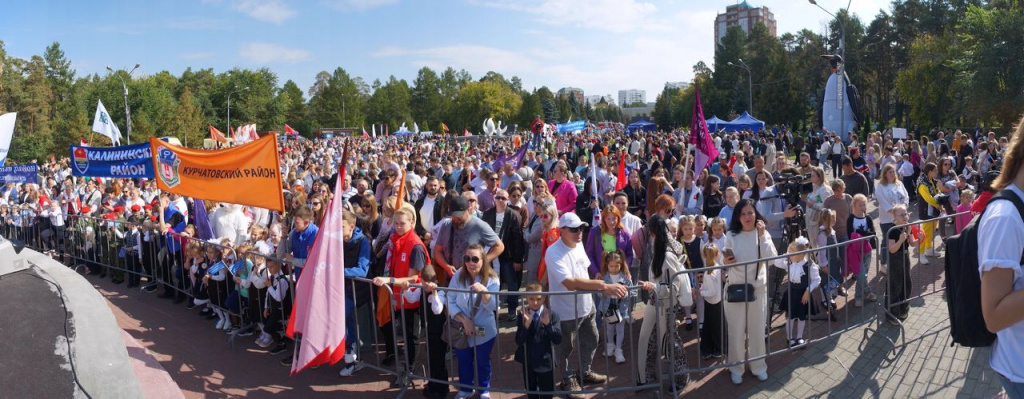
[547,163,578,215]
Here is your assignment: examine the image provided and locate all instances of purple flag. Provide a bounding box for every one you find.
[491,143,529,171]
[193,199,214,240]
[689,85,720,179]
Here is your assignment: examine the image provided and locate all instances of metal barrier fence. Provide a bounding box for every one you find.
[663,235,883,384]
[880,211,971,336]
[1,208,969,397]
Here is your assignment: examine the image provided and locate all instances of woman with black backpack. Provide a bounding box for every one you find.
[980,118,1024,398]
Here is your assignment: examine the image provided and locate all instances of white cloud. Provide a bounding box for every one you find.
[238,43,311,63]
[323,0,399,11]
[470,0,663,33]
[232,0,296,24]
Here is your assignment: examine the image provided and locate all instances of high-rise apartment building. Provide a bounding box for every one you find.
[618,89,646,107]
[714,1,776,46]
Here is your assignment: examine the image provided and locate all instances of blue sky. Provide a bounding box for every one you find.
[1,0,890,101]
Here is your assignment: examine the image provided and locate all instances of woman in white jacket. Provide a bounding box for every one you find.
[874,163,909,267]
[636,214,693,391]
[723,199,778,385]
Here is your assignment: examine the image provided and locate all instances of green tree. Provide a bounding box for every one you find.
[309,67,366,129]
[411,67,443,128]
[279,79,311,138]
[954,4,1024,129]
[896,34,958,128]
[10,56,53,160]
[170,86,205,147]
[452,80,522,131]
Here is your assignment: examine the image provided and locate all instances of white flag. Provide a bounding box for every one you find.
[0,112,16,166]
[414,122,420,135]
[372,124,377,138]
[92,100,122,145]
[248,124,259,142]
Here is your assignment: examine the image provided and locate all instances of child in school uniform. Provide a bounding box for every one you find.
[699,243,724,359]
[189,242,213,317]
[677,215,703,331]
[264,259,293,356]
[515,282,562,399]
[955,189,976,234]
[773,237,821,348]
[599,251,630,364]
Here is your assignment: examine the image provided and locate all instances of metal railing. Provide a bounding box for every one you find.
[2,207,969,397]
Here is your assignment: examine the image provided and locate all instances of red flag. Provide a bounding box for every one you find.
[464,129,471,137]
[80,138,89,147]
[229,125,236,141]
[50,154,55,164]
[286,141,350,374]
[689,84,720,179]
[249,124,260,142]
[284,124,299,136]
[362,126,370,139]
[615,151,627,192]
[210,125,229,143]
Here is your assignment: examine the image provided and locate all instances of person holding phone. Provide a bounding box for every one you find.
[723,198,778,385]
[446,244,500,399]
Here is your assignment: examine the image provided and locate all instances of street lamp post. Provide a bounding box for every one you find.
[727,59,753,115]
[106,64,140,144]
[226,86,249,138]
[809,0,850,141]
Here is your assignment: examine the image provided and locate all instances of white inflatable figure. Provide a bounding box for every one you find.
[496,121,508,136]
[483,118,496,136]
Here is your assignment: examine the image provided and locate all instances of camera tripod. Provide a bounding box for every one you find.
[766,207,808,335]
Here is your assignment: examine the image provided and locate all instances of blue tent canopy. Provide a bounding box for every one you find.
[392,128,414,136]
[725,112,765,132]
[705,115,728,132]
[627,120,656,133]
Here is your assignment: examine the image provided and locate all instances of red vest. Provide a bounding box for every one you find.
[389,229,429,310]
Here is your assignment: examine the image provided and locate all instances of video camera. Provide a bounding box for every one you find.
[776,169,813,207]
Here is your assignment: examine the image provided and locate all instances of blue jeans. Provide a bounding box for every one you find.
[345,297,358,353]
[855,255,872,301]
[998,372,1024,399]
[499,260,521,315]
[879,223,894,265]
[456,337,495,393]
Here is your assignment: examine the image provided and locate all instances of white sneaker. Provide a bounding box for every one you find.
[338,361,364,377]
[604,343,615,357]
[755,371,768,381]
[614,349,625,364]
[215,319,226,329]
[223,322,234,331]
[731,373,743,385]
[925,248,940,257]
[454,391,473,399]
[344,353,357,364]
[920,256,930,265]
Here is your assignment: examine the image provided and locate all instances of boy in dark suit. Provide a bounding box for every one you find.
[515,282,562,399]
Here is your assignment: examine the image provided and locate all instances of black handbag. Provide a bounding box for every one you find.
[725,233,762,303]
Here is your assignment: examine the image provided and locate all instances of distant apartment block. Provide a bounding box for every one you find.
[714,1,777,46]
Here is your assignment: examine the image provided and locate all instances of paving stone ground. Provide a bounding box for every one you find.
[86,200,1009,398]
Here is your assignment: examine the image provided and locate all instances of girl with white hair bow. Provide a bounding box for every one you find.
[772,236,821,349]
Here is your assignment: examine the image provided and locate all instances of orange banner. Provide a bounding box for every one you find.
[150,134,285,212]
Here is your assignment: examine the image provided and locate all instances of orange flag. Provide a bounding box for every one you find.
[209,125,229,143]
[150,134,286,212]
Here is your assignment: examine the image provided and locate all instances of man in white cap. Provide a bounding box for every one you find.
[544,212,628,399]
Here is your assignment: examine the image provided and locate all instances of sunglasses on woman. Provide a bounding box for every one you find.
[463,255,482,264]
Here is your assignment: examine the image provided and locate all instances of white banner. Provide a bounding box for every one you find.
[0,112,16,166]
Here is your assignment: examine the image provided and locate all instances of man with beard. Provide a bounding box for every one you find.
[431,196,504,277]
[414,176,444,242]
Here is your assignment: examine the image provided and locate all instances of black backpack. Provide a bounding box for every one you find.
[945,189,1024,347]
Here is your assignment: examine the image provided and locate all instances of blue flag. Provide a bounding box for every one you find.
[193,199,215,240]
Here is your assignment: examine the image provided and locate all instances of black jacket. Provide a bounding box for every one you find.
[413,194,444,238]
[514,309,562,372]
[481,207,525,263]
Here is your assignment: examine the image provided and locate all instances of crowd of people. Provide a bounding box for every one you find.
[1,119,1022,398]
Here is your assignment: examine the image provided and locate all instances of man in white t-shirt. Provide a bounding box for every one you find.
[545,212,627,398]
